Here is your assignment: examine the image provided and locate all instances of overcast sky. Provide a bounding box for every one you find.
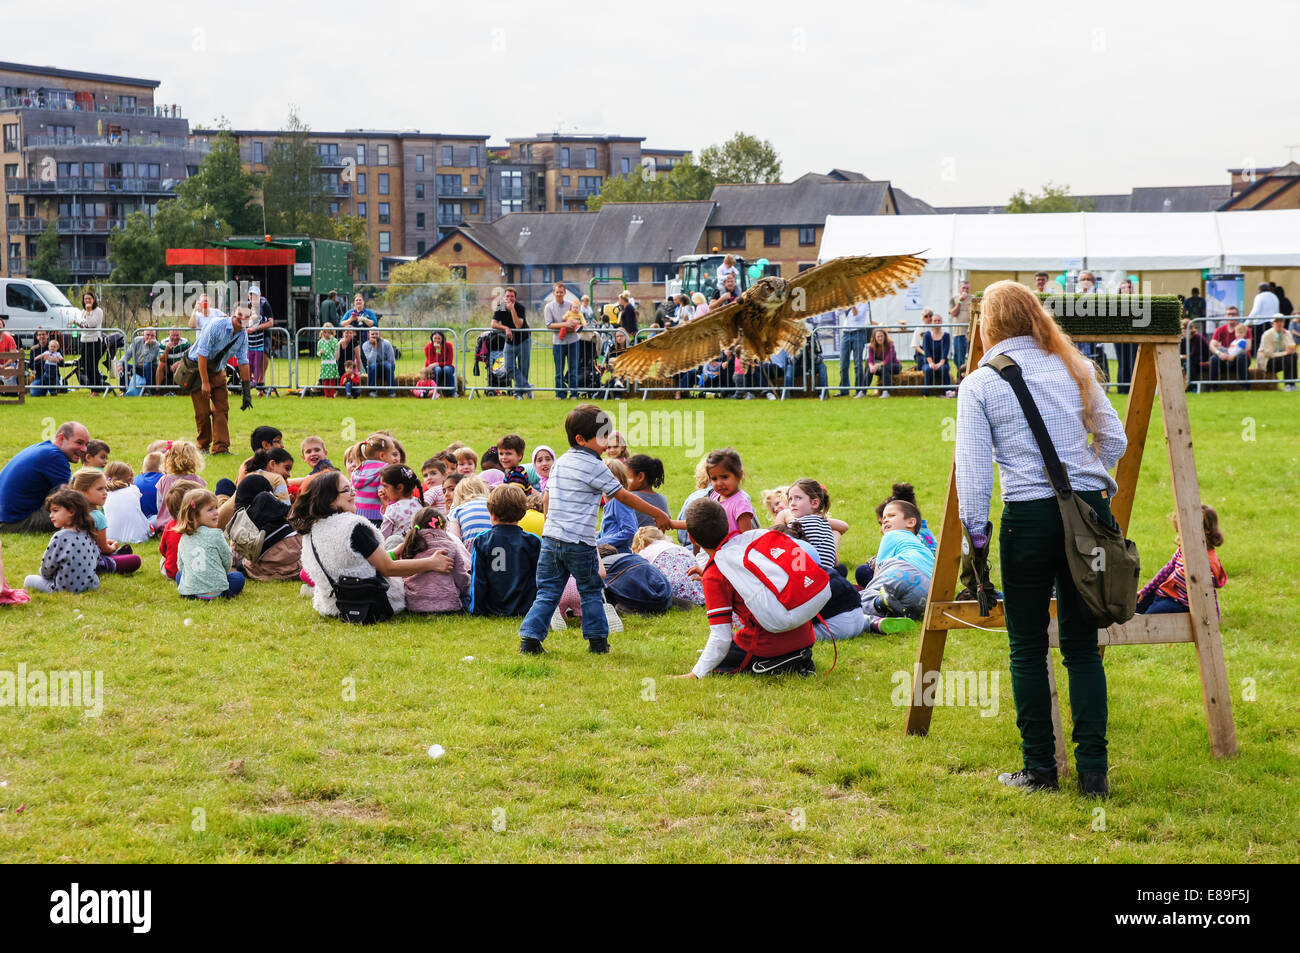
[18,0,1299,206]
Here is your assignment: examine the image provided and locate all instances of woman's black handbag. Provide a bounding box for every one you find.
[309,535,393,624]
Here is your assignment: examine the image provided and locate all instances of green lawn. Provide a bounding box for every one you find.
[0,390,1297,862]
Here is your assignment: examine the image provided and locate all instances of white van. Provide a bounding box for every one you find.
[0,278,81,341]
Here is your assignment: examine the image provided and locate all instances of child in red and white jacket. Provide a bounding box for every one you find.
[158,478,202,580]
[674,498,815,679]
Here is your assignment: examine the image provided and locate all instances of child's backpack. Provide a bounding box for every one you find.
[225,508,266,562]
[710,529,831,632]
[602,553,673,614]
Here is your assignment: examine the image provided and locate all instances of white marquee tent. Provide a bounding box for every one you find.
[821,209,1300,324]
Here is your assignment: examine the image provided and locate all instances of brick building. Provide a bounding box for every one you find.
[2,61,201,282]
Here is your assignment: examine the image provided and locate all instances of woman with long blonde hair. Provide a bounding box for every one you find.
[955,280,1127,798]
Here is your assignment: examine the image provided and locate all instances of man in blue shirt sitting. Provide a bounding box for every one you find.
[0,421,91,532]
[186,304,253,455]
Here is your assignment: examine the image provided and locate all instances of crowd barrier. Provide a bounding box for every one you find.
[293,325,462,397]
[9,315,1298,399]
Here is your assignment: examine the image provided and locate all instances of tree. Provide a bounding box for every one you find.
[29,223,70,284]
[263,108,334,234]
[381,258,472,324]
[1006,182,1096,213]
[107,211,163,284]
[332,214,370,280]
[175,130,262,235]
[586,155,717,211]
[698,132,782,184]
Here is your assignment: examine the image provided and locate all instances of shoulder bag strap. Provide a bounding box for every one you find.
[307,533,338,589]
[986,354,1073,499]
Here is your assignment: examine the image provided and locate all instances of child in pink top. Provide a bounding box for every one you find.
[704,447,757,534]
[351,434,394,525]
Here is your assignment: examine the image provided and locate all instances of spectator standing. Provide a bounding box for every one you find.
[911,310,932,370]
[617,290,639,338]
[923,318,954,394]
[0,316,18,389]
[1183,286,1206,323]
[948,279,971,379]
[72,291,107,390]
[244,284,275,394]
[361,328,396,396]
[1033,272,1052,294]
[839,299,871,397]
[340,293,377,329]
[319,290,341,327]
[188,292,225,333]
[545,283,579,399]
[1114,278,1138,395]
[493,286,531,398]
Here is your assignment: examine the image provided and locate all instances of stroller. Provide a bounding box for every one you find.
[572,329,605,398]
[473,329,510,395]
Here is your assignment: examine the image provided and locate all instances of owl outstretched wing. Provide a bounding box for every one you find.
[610,303,742,381]
[778,254,926,321]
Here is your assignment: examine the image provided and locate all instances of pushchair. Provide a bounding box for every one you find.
[572,330,605,398]
[473,329,510,395]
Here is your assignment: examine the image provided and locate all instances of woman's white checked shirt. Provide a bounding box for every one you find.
[955,336,1127,534]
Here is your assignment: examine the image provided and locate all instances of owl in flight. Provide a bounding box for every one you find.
[610,255,926,382]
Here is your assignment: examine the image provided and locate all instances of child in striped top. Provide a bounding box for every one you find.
[1138,505,1226,615]
[350,434,394,525]
[447,475,492,544]
[774,478,850,575]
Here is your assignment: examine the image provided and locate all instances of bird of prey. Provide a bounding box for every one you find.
[610,255,926,382]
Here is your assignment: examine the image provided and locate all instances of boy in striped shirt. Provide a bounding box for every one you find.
[518,404,676,655]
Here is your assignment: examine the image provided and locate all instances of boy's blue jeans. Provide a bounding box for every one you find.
[520,537,608,642]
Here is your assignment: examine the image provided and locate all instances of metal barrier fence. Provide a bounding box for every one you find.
[1183,315,1299,392]
[460,326,624,399]
[292,325,462,397]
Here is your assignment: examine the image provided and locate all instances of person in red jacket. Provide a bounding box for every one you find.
[158,478,202,580]
[674,498,815,678]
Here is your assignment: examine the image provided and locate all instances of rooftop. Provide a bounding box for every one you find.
[709,177,893,226]
[0,60,161,89]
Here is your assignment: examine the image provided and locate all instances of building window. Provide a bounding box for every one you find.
[317,142,339,159]
[623,264,638,281]
[470,174,479,185]
[4,123,20,152]
[579,176,602,194]
[416,212,425,228]
[417,241,426,256]
[58,162,80,177]
[470,203,478,214]
[252,141,263,164]
[721,227,746,249]
[764,226,781,247]
[798,226,816,246]
[378,202,390,224]
[415,183,424,200]
[377,144,389,165]
[621,156,630,175]
[329,202,340,216]
[380,261,391,281]
[560,147,570,168]
[437,173,461,195]
[592,264,610,279]
[378,173,389,194]
[356,143,366,166]
[501,200,522,214]
[438,202,463,225]
[4,163,17,178]
[415,154,424,172]
[357,173,366,195]
[586,148,597,169]
[378,231,390,253]
[50,124,74,141]
[356,203,367,219]
[441,145,453,166]
[118,95,136,110]
[469,146,479,166]
[450,265,467,280]
[651,263,674,283]
[562,175,570,187]
[798,263,815,272]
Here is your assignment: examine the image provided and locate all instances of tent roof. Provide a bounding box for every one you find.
[820,210,1300,270]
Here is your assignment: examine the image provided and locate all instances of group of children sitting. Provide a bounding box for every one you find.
[1,406,1229,679]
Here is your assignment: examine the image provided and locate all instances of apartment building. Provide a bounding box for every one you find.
[1,61,201,282]
[505,135,689,212]
[192,128,491,281]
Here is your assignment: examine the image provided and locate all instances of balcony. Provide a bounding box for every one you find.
[316,155,346,170]
[7,257,22,274]
[558,187,601,199]
[497,187,526,200]
[25,134,205,151]
[324,183,352,197]
[4,177,176,195]
[437,187,483,199]
[6,217,127,235]
[62,258,112,276]
[0,97,183,118]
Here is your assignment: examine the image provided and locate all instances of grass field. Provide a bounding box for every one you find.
[0,390,1297,862]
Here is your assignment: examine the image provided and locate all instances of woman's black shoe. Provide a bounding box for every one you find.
[519,637,546,655]
[997,768,1059,791]
[1078,771,1109,798]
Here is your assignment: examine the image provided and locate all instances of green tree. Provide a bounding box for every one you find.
[332,213,370,279]
[586,155,716,210]
[263,108,334,234]
[175,130,262,235]
[381,258,470,322]
[29,222,70,284]
[698,132,782,184]
[1006,182,1096,213]
[107,211,164,284]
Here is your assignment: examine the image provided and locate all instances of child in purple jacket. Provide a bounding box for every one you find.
[397,507,470,613]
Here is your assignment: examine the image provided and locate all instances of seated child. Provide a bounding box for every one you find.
[860,497,934,634]
[23,488,101,594]
[631,525,704,608]
[420,456,449,513]
[175,488,245,600]
[855,483,936,586]
[479,447,505,487]
[776,526,866,642]
[158,479,202,580]
[526,445,556,494]
[249,448,294,503]
[519,491,546,537]
[676,497,815,678]
[351,434,395,526]
[761,486,789,524]
[447,475,492,544]
[676,455,711,546]
[1138,504,1226,615]
[705,447,757,535]
[341,360,362,398]
[81,439,110,471]
[598,543,672,614]
[454,446,478,475]
[626,455,669,529]
[288,436,335,495]
[597,458,638,554]
[379,463,424,546]
[497,434,532,490]
[134,449,165,521]
[69,469,141,574]
[398,506,470,613]
[775,478,849,575]
[103,460,154,544]
[467,484,540,616]
[154,440,206,531]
